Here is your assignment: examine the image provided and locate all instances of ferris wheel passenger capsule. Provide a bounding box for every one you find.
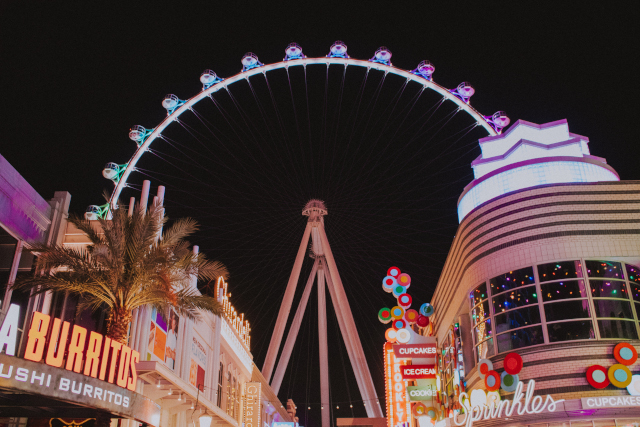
[242,53,263,72]
[102,162,119,180]
[129,125,147,143]
[200,70,223,89]
[284,43,305,61]
[491,111,510,130]
[370,47,392,65]
[452,82,474,102]
[162,94,180,110]
[328,41,349,58]
[85,205,101,221]
[412,61,435,80]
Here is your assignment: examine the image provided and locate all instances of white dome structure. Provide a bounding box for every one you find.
[457,119,619,222]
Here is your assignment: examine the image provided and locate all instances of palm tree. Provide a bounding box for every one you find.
[12,200,227,345]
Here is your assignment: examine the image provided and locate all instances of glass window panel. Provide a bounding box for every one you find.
[494,306,541,332]
[489,266,535,294]
[470,282,487,307]
[475,338,494,360]
[626,264,640,285]
[632,284,640,302]
[537,260,583,282]
[589,279,629,298]
[593,299,634,319]
[470,300,490,325]
[541,280,587,301]
[598,319,639,339]
[585,260,624,279]
[496,325,544,353]
[473,319,492,344]
[492,285,538,312]
[547,320,595,342]
[544,299,591,322]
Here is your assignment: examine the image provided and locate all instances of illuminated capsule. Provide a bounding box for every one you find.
[84,205,101,221]
[129,125,147,142]
[162,94,180,111]
[404,309,419,324]
[200,70,219,85]
[416,314,429,328]
[392,285,407,298]
[285,43,304,60]
[420,303,434,317]
[392,318,407,330]
[397,293,412,309]
[242,52,260,69]
[492,111,510,128]
[102,162,119,180]
[390,306,405,320]
[378,307,392,324]
[387,266,401,277]
[329,41,348,58]
[373,46,392,63]
[417,60,435,77]
[382,275,397,292]
[457,82,475,98]
[397,273,411,288]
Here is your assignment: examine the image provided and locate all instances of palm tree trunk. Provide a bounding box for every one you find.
[106,307,133,344]
[97,307,132,425]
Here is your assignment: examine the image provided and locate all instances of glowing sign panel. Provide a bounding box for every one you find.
[401,365,436,380]
[243,382,261,427]
[384,342,410,427]
[393,344,436,359]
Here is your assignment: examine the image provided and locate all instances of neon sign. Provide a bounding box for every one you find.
[384,342,411,427]
[454,380,563,427]
[21,311,139,391]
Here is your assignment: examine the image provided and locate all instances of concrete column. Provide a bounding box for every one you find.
[271,258,319,394]
[140,180,151,214]
[262,222,312,382]
[317,264,330,427]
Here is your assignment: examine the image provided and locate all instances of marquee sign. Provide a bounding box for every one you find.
[393,344,436,359]
[401,365,436,380]
[243,382,262,427]
[407,385,436,401]
[384,342,411,427]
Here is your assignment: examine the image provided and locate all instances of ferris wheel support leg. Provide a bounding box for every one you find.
[317,263,330,427]
[262,222,312,382]
[271,258,319,394]
[319,226,383,418]
[322,261,369,415]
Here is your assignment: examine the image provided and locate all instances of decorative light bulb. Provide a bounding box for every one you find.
[157,379,161,388]
[308,407,311,410]
[321,406,324,410]
[178,393,182,401]
[350,405,353,408]
[336,406,339,409]
[168,388,172,395]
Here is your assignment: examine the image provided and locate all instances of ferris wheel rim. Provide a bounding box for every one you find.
[110,56,499,208]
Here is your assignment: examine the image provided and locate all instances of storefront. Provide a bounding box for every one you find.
[429,120,640,426]
[0,155,292,427]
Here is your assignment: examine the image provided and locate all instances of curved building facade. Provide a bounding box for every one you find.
[431,120,640,426]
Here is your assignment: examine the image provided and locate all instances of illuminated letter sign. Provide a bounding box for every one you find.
[401,365,436,379]
[384,342,411,427]
[244,382,261,427]
[407,385,436,401]
[0,304,20,356]
[454,380,564,426]
[393,344,436,359]
[20,311,138,391]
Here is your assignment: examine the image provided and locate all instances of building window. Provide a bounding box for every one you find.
[539,261,595,343]
[490,267,543,353]
[217,361,223,407]
[226,368,232,415]
[586,261,637,340]
[469,282,494,360]
[467,259,640,367]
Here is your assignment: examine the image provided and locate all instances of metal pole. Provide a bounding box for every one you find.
[317,262,330,427]
[262,222,312,382]
[271,258,319,394]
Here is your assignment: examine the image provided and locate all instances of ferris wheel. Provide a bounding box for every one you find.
[91,41,511,417]
[93,41,508,216]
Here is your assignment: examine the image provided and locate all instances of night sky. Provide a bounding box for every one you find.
[2,2,639,425]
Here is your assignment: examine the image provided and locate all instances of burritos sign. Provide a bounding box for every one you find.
[0,307,139,392]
